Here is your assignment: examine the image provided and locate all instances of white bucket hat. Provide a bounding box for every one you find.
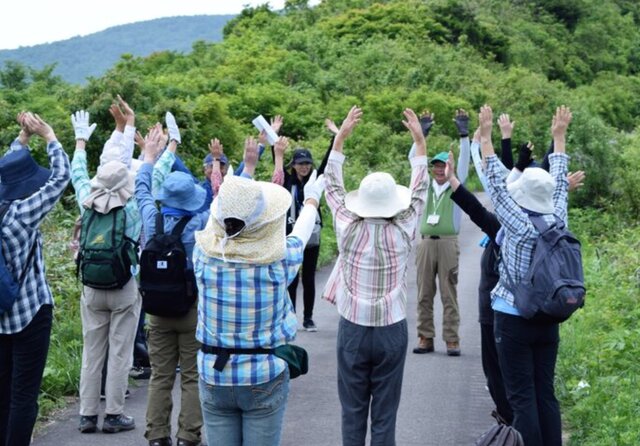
[507,167,556,214]
[195,175,292,264]
[344,172,411,218]
[83,160,134,214]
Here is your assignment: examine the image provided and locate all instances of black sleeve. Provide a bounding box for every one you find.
[317,136,335,176]
[500,138,514,170]
[541,140,553,172]
[450,184,501,240]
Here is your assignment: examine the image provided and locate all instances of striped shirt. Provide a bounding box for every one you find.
[486,153,569,312]
[0,140,70,334]
[194,237,303,386]
[70,150,141,242]
[322,151,428,327]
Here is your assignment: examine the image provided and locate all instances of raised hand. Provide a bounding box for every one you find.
[243,136,259,172]
[134,131,146,150]
[472,127,481,143]
[497,113,515,139]
[453,109,469,137]
[515,142,534,172]
[444,151,456,181]
[271,115,284,134]
[303,170,325,207]
[402,108,425,143]
[117,95,135,126]
[143,123,164,162]
[567,171,585,192]
[23,113,56,143]
[551,106,572,139]
[274,136,289,159]
[419,110,435,137]
[71,110,97,141]
[479,105,493,140]
[208,138,224,159]
[165,111,181,144]
[337,106,363,140]
[109,103,127,132]
[325,118,340,136]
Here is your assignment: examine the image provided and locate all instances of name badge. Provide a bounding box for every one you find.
[157,260,168,269]
[427,214,440,225]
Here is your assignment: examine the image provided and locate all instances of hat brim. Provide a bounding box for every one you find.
[344,185,411,218]
[0,165,51,200]
[507,179,555,214]
[155,182,207,211]
[210,180,292,225]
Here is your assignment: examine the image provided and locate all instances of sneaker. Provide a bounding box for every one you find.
[101,389,130,400]
[303,319,317,332]
[78,415,98,433]
[412,336,434,354]
[446,341,461,356]
[102,413,135,433]
[130,366,151,380]
[177,439,200,446]
[149,438,173,446]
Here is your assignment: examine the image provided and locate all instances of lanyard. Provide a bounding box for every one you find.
[430,185,447,214]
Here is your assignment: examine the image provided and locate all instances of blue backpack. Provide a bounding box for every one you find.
[505,214,586,323]
[0,204,37,314]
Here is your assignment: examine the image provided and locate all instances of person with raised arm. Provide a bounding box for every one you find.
[322,106,428,445]
[480,104,572,446]
[0,112,70,446]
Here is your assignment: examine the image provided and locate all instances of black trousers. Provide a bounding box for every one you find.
[494,312,561,446]
[0,304,53,446]
[480,322,513,424]
[287,244,320,320]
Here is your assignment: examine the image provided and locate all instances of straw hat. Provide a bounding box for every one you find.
[344,172,411,218]
[507,167,556,214]
[195,175,292,264]
[83,160,134,213]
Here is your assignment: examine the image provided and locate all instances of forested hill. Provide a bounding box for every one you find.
[0,15,233,84]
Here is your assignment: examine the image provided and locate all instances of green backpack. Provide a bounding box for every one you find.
[77,207,138,290]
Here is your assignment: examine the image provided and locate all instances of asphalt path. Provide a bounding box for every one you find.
[33,193,496,446]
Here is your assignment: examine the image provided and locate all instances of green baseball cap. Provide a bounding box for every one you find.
[430,151,449,165]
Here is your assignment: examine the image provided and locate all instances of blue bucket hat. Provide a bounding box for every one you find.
[154,171,207,211]
[0,149,51,200]
[204,153,229,165]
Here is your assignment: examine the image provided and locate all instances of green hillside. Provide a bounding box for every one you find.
[0,15,233,83]
[1,1,639,444]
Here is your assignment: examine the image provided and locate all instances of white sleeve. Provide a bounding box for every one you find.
[289,204,318,249]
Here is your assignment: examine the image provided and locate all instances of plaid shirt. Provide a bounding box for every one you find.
[194,238,303,386]
[0,140,70,334]
[322,151,428,327]
[486,153,569,311]
[70,150,141,241]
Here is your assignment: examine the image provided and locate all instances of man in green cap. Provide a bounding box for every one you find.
[413,109,471,356]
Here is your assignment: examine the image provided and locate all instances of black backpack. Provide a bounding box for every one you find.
[139,214,197,318]
[77,207,138,290]
[505,214,586,323]
[475,424,524,446]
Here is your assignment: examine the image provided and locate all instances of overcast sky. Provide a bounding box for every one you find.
[0,0,304,50]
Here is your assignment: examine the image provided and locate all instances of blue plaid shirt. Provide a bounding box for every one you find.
[194,237,303,386]
[0,140,70,334]
[486,153,569,313]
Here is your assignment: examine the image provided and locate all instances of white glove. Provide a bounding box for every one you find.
[71,110,97,141]
[303,170,325,205]
[165,111,181,144]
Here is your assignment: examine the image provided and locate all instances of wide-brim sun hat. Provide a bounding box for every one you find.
[154,171,207,211]
[507,167,556,214]
[344,172,411,218]
[83,160,134,213]
[195,175,292,264]
[0,149,51,201]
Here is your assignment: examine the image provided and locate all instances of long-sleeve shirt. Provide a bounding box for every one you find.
[486,153,569,314]
[0,140,70,334]
[99,126,136,167]
[70,150,141,242]
[322,151,428,327]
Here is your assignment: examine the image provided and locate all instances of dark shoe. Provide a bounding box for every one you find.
[446,341,461,356]
[78,415,98,433]
[102,413,135,433]
[100,389,131,400]
[149,438,173,446]
[177,439,199,446]
[412,336,434,354]
[303,319,317,332]
[130,366,151,380]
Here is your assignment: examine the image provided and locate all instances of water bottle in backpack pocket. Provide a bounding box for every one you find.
[505,214,586,323]
[138,214,197,318]
[77,207,138,290]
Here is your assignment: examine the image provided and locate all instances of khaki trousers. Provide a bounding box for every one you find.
[415,236,460,342]
[145,305,202,443]
[79,277,140,416]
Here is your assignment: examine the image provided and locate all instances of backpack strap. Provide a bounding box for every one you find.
[529,214,564,234]
[170,216,193,237]
[154,212,165,236]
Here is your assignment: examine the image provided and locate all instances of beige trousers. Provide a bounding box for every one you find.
[145,305,202,443]
[79,277,140,416]
[415,236,460,342]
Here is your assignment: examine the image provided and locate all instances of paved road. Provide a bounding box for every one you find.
[33,194,496,446]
